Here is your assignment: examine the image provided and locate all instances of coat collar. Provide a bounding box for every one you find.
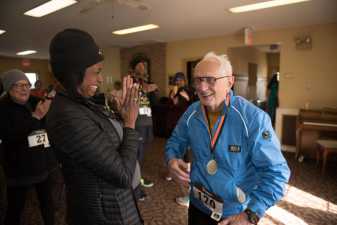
[194,90,234,121]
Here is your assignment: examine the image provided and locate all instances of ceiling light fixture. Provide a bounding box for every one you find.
[16,50,37,56]
[113,24,159,35]
[24,0,77,17]
[0,29,6,35]
[229,0,311,13]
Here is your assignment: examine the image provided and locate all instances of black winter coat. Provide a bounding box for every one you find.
[0,94,56,186]
[46,92,142,225]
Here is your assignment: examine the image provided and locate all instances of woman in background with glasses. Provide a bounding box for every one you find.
[0,69,56,225]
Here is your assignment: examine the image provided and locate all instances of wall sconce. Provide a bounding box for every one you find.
[294,34,312,50]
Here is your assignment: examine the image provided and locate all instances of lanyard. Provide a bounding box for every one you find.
[203,96,229,152]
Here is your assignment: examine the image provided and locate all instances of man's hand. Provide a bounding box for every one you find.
[168,158,190,187]
[218,212,252,225]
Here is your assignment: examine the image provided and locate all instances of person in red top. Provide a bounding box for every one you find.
[30,80,46,98]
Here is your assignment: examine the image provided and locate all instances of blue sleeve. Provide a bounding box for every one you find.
[165,110,191,164]
[247,111,291,217]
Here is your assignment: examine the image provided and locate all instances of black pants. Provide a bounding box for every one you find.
[0,166,7,225]
[135,125,153,165]
[4,178,54,225]
[188,204,218,225]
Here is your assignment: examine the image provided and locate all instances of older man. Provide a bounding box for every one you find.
[165,52,290,225]
[0,69,56,225]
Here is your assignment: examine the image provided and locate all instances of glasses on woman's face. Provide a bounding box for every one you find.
[12,83,31,90]
[192,75,231,87]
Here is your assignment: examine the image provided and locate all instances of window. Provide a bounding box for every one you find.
[25,73,38,89]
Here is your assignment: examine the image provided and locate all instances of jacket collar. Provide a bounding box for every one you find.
[194,90,234,120]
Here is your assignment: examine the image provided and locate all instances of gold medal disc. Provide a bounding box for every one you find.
[206,159,218,175]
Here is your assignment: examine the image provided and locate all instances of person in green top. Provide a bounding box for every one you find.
[267,73,279,126]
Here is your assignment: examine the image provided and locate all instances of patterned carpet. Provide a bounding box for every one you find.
[22,137,337,225]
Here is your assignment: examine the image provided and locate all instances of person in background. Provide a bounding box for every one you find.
[0,69,56,225]
[166,52,290,225]
[0,80,3,96]
[132,60,158,189]
[167,72,195,134]
[0,79,5,225]
[0,140,5,225]
[267,73,279,126]
[30,79,46,98]
[166,72,195,207]
[47,28,143,225]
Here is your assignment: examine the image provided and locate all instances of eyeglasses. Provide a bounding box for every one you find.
[12,83,31,89]
[192,76,232,86]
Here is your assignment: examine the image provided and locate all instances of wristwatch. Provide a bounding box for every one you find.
[244,208,260,225]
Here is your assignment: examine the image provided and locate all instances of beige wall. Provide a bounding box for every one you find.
[120,43,166,96]
[0,56,54,88]
[228,47,268,100]
[101,47,121,92]
[0,47,121,93]
[166,23,337,109]
[228,46,267,79]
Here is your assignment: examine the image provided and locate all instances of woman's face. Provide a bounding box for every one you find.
[77,62,103,97]
[9,80,31,104]
[135,62,146,76]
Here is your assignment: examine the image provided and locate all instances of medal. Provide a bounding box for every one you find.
[207,159,218,175]
[202,98,229,176]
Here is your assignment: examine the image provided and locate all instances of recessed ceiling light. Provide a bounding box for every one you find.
[0,29,6,35]
[229,0,311,13]
[113,24,159,35]
[24,0,77,17]
[16,50,37,56]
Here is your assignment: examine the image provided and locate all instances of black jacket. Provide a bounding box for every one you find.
[46,92,142,225]
[0,94,55,186]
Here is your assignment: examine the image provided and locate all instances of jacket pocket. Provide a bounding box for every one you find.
[235,185,246,204]
[223,182,246,204]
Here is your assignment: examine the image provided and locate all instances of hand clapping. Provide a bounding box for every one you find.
[119,75,139,129]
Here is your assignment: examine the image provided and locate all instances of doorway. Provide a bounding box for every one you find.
[227,44,280,104]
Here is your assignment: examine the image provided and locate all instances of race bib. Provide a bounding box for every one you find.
[139,106,152,117]
[28,130,50,148]
[193,184,223,221]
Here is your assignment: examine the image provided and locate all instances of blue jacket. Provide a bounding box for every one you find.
[165,91,290,218]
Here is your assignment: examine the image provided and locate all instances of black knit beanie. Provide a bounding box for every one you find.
[49,29,104,89]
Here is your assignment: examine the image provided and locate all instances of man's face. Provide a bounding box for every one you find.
[193,59,234,111]
[9,80,31,104]
[78,62,104,97]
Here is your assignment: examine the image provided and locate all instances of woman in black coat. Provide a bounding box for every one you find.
[0,69,56,225]
[47,29,142,225]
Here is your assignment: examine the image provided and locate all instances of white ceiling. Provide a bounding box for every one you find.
[0,0,336,59]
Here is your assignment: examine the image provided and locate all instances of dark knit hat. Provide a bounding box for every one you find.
[174,72,185,82]
[1,69,30,92]
[49,28,104,84]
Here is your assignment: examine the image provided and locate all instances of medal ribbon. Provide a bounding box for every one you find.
[203,95,230,152]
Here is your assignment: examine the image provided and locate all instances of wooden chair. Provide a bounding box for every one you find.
[316,139,337,175]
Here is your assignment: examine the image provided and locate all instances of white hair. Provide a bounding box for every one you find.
[202,51,233,76]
